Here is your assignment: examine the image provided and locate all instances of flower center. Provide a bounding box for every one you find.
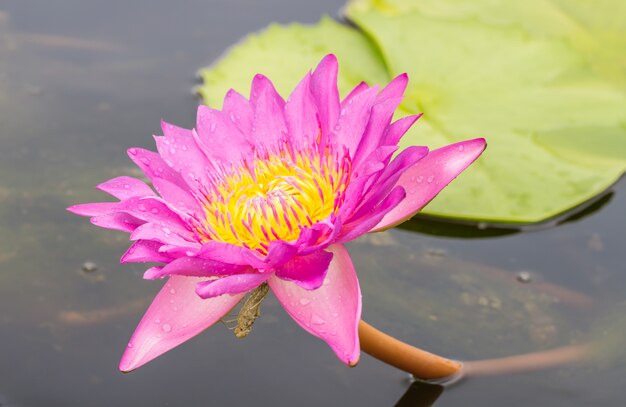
[197,144,350,253]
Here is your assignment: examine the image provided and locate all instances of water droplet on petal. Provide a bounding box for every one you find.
[416,175,424,183]
[311,314,326,325]
[458,144,465,151]
[150,208,159,214]
[127,342,133,348]
[162,324,172,333]
[209,122,217,133]
[154,319,161,324]
[299,298,311,306]
[427,175,434,183]
[169,288,176,295]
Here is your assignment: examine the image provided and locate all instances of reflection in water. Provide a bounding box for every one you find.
[394,381,443,407]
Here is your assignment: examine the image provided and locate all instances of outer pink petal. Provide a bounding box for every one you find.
[339,185,406,242]
[196,273,269,298]
[310,54,340,144]
[274,250,334,290]
[96,176,154,200]
[332,85,379,155]
[194,106,251,163]
[155,121,214,190]
[382,114,422,146]
[373,138,487,231]
[285,72,319,146]
[143,256,250,280]
[67,202,117,217]
[90,212,143,232]
[127,148,189,203]
[119,276,244,372]
[222,89,254,136]
[249,74,287,147]
[269,243,361,366]
[121,240,173,264]
[130,223,199,250]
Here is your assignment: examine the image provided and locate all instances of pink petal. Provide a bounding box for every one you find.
[332,85,379,155]
[121,240,172,264]
[194,106,251,164]
[382,114,422,146]
[269,244,361,366]
[339,185,406,242]
[143,256,250,280]
[376,73,408,102]
[310,54,340,144]
[150,178,201,214]
[249,74,287,147]
[285,72,320,146]
[96,176,154,200]
[119,276,244,372]
[373,138,487,231]
[155,121,214,190]
[342,81,369,104]
[67,202,117,217]
[275,250,334,290]
[222,89,254,136]
[196,273,269,298]
[130,223,198,250]
[127,148,189,203]
[351,99,402,170]
[90,212,144,233]
[352,146,429,219]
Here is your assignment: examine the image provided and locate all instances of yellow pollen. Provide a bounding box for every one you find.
[198,145,350,253]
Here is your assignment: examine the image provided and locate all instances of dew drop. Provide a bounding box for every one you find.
[150,208,159,214]
[137,203,147,211]
[209,122,217,133]
[416,175,424,183]
[458,144,464,151]
[162,324,172,333]
[127,342,133,348]
[311,314,326,325]
[154,319,161,324]
[169,288,176,295]
[299,298,311,306]
[169,147,176,154]
[427,175,434,183]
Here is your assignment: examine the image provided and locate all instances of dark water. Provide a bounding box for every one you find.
[1,1,625,406]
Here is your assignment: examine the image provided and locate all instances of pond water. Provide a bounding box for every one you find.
[1,1,625,406]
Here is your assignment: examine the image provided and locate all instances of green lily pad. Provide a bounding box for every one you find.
[348,0,626,91]
[198,17,389,109]
[198,8,626,223]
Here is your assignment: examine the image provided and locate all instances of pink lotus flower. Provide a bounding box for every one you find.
[68,54,485,372]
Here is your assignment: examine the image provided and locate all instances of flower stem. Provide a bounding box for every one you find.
[358,320,462,380]
[358,320,589,382]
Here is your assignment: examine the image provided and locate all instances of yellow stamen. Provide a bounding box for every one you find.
[198,144,350,253]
